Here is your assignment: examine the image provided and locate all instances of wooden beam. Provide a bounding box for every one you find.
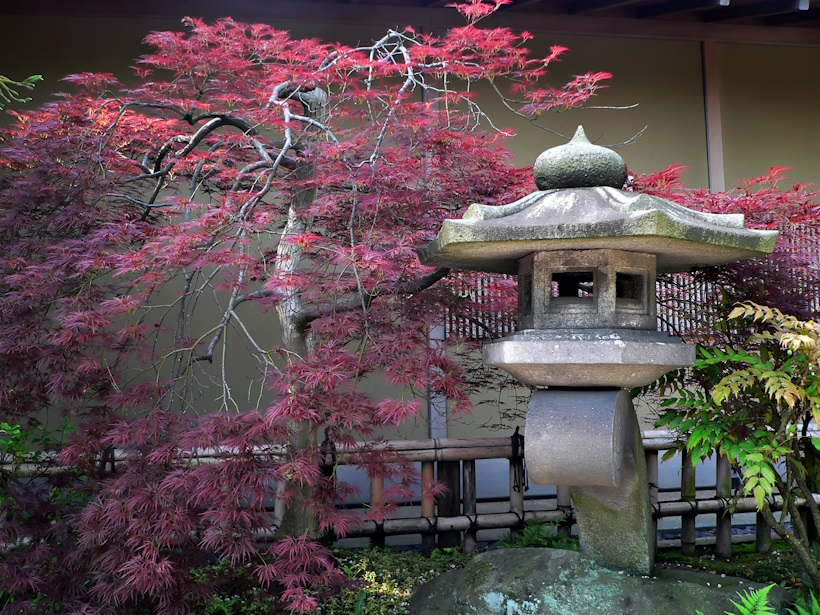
[715,454,732,560]
[3,0,820,47]
[514,0,549,8]
[638,0,725,19]
[768,6,820,24]
[569,0,643,14]
[704,0,803,21]
[680,449,697,557]
[701,40,725,193]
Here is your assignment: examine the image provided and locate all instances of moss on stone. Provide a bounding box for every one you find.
[409,548,792,615]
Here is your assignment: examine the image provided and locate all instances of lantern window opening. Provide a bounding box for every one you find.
[551,270,595,301]
[615,271,647,312]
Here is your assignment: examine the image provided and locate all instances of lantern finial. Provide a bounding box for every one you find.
[533,125,627,191]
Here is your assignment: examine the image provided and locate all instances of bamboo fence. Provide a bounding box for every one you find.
[331,430,820,558]
[5,431,819,559]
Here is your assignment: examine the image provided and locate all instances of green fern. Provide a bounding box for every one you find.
[495,518,579,551]
[727,584,777,615]
[788,590,820,615]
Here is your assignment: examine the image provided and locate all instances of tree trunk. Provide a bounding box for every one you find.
[274,88,327,539]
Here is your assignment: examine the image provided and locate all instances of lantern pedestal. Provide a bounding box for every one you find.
[526,388,654,574]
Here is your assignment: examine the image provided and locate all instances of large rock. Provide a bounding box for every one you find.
[409,548,791,615]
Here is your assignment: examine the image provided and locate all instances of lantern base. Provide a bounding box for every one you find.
[525,389,654,575]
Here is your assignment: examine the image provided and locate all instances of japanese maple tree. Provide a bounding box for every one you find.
[0,2,611,613]
[631,164,820,333]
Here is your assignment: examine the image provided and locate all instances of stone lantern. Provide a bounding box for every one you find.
[420,127,777,574]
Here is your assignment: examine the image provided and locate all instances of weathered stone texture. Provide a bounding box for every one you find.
[533,126,627,191]
[409,548,791,615]
[483,328,694,388]
[419,187,777,274]
[526,390,654,574]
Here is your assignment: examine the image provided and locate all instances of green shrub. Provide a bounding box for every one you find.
[788,590,820,615]
[496,518,579,551]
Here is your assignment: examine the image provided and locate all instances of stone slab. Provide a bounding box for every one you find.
[484,328,694,388]
[409,548,792,615]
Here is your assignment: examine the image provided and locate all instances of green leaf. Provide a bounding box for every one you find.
[753,485,767,510]
[759,465,776,485]
[728,584,776,615]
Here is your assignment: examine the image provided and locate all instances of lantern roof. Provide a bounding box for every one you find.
[419,126,778,274]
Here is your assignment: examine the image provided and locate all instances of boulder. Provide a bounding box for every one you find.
[409,548,791,615]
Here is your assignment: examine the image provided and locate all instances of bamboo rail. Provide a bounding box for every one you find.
[327,430,820,557]
[7,430,820,560]
[322,495,820,541]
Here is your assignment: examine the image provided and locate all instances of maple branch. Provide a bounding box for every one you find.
[458,313,503,340]
[190,141,226,195]
[191,285,243,365]
[352,30,417,167]
[233,289,280,308]
[347,186,372,342]
[485,80,644,147]
[486,80,568,139]
[398,267,452,294]
[116,100,189,121]
[105,193,175,209]
[193,85,333,367]
[123,162,176,184]
[295,267,451,330]
[154,136,190,172]
[193,177,283,366]
[606,126,648,149]
[228,308,278,368]
[422,80,513,134]
[267,83,338,143]
[100,99,188,153]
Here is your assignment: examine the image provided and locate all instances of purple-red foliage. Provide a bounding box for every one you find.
[630,165,820,339]
[0,7,609,614]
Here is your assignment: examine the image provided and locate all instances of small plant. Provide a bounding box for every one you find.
[696,584,776,615]
[727,585,778,615]
[496,518,579,551]
[316,547,471,615]
[656,541,804,588]
[0,73,41,109]
[203,594,277,615]
[788,590,820,615]
[658,302,820,589]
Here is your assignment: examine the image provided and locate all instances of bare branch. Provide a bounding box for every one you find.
[397,267,451,294]
[123,162,176,184]
[105,192,173,210]
[295,267,451,330]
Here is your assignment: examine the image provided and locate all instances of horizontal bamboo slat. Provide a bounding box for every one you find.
[0,430,688,474]
[314,494,820,540]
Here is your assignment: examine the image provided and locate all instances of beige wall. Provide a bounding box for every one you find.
[719,43,820,188]
[5,14,816,186]
[479,34,709,188]
[3,12,818,440]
